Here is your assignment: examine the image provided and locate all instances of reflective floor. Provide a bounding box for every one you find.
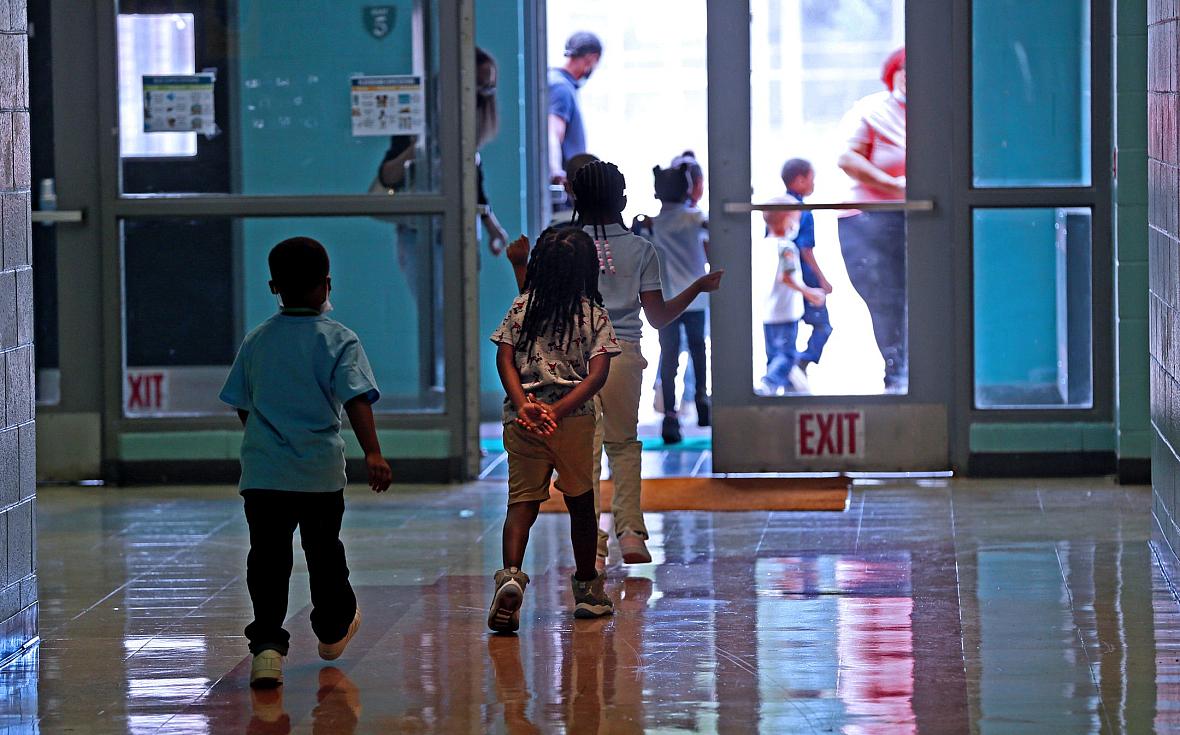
[8,477,1180,732]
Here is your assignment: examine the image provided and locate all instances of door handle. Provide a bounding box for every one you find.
[722,200,935,214]
[31,210,85,224]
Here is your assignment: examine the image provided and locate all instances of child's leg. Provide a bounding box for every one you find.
[657,318,683,415]
[296,490,358,646]
[243,490,301,656]
[598,340,647,540]
[503,422,557,568]
[502,500,542,568]
[798,304,833,364]
[591,401,610,557]
[564,491,599,581]
[763,321,798,387]
[683,311,708,399]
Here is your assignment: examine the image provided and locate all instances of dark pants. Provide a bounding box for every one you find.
[658,310,708,412]
[243,489,357,656]
[837,211,907,387]
[797,302,833,365]
[763,320,800,389]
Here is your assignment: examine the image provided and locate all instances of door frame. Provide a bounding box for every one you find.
[705,0,958,472]
[38,0,480,482]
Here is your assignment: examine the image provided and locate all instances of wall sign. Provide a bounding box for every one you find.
[126,370,169,412]
[142,74,216,135]
[796,410,865,459]
[364,6,397,39]
[350,75,424,137]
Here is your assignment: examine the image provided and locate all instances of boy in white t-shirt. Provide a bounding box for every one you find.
[760,204,826,395]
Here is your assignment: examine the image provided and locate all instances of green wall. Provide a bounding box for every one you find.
[236,0,421,401]
[476,1,535,419]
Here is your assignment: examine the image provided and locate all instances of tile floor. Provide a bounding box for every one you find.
[6,476,1180,733]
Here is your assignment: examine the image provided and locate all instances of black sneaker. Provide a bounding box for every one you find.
[571,572,614,618]
[695,397,711,427]
[661,416,682,444]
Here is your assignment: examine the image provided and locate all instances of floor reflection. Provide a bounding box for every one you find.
[11,479,1180,733]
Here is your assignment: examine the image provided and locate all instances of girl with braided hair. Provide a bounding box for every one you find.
[568,160,724,568]
[487,226,622,632]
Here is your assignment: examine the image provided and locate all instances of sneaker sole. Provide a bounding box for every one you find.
[621,550,652,564]
[574,602,614,619]
[488,582,523,633]
[318,610,361,661]
[250,671,283,689]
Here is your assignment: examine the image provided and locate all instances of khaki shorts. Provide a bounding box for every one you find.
[505,413,596,505]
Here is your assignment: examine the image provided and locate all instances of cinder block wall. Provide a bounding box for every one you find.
[1150,1,1180,558]
[0,0,37,660]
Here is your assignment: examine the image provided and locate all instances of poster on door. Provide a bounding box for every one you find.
[142,74,217,135]
[796,409,865,459]
[350,74,424,137]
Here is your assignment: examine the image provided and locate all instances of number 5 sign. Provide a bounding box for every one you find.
[364,6,396,39]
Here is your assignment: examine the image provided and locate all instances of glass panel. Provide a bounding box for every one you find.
[122,215,445,417]
[750,0,907,397]
[973,208,1093,409]
[972,0,1091,187]
[29,0,59,405]
[116,0,442,195]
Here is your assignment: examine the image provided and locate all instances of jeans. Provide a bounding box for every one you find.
[657,310,708,413]
[763,321,800,389]
[837,211,907,387]
[242,489,357,656]
[796,302,832,365]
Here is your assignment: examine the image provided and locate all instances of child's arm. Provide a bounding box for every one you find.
[780,273,826,306]
[799,248,833,293]
[505,235,530,294]
[344,397,392,493]
[639,270,725,329]
[496,343,557,434]
[547,353,612,420]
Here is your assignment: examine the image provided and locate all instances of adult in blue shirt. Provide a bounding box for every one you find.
[548,32,602,191]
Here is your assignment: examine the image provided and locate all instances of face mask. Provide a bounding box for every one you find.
[319,298,334,315]
[577,68,593,86]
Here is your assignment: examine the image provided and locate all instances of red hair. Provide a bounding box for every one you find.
[881,47,906,91]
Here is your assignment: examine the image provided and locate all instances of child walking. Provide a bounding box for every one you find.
[488,226,621,632]
[648,153,711,444]
[571,161,724,567]
[781,158,834,382]
[759,203,827,395]
[219,237,392,688]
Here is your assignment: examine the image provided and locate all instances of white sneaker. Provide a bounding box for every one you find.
[787,366,811,393]
[250,649,284,688]
[318,608,361,660]
[619,530,652,564]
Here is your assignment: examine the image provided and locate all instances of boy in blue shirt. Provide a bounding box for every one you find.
[781,158,833,381]
[220,237,392,688]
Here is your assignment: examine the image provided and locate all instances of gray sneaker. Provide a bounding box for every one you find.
[488,567,530,633]
[571,572,614,619]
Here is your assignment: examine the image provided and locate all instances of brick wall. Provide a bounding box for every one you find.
[0,0,36,661]
[1150,0,1180,560]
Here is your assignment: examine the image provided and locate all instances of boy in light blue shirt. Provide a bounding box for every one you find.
[219,236,392,688]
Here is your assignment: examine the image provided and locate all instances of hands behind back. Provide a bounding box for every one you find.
[516,395,557,436]
[506,235,531,268]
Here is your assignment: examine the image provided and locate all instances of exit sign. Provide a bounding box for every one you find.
[796,410,865,459]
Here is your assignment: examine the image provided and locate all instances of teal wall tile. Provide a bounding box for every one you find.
[1116,0,1147,36]
[969,423,1109,453]
[1119,261,1150,316]
[1082,422,1119,451]
[1120,429,1154,456]
[1117,152,1149,206]
[120,428,452,461]
[1117,204,1149,261]
[1116,91,1148,148]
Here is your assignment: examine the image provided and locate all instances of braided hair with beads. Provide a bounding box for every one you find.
[570,160,628,275]
[516,226,603,356]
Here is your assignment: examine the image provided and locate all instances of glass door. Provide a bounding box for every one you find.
[706,0,956,472]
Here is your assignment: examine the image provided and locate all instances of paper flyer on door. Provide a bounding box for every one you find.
[350,74,424,137]
[142,74,216,135]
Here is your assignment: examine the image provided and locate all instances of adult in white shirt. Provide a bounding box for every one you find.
[837,47,908,391]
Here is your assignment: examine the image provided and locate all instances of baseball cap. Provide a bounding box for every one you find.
[564,31,603,58]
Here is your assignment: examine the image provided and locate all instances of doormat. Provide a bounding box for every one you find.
[538,476,850,513]
[481,435,712,454]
